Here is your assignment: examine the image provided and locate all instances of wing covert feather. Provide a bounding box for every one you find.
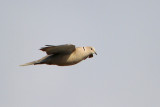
[40,44,75,55]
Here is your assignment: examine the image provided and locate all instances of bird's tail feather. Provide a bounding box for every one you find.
[20,61,39,66]
[20,55,50,66]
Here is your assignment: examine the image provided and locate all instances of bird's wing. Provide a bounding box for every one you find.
[40,44,76,55]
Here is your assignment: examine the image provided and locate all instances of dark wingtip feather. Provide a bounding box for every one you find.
[45,45,53,46]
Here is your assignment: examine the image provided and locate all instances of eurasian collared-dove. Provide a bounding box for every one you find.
[20,44,97,66]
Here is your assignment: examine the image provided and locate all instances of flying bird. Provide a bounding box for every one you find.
[20,44,97,66]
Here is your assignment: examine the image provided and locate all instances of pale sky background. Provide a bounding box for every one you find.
[0,0,160,107]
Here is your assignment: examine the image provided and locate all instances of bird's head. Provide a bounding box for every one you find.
[84,47,97,58]
[89,47,97,55]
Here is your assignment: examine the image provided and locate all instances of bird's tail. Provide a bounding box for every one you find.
[20,55,50,66]
[20,60,39,66]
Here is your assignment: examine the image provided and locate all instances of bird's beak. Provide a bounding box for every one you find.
[95,52,97,55]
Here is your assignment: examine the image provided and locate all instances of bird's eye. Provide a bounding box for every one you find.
[91,48,93,50]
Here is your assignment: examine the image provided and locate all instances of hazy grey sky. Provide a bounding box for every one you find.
[0,0,160,107]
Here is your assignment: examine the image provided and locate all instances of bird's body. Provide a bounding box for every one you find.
[20,44,97,66]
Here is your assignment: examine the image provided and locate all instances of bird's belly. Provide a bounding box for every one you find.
[46,55,82,66]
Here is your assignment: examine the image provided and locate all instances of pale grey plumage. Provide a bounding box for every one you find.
[20,44,97,66]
